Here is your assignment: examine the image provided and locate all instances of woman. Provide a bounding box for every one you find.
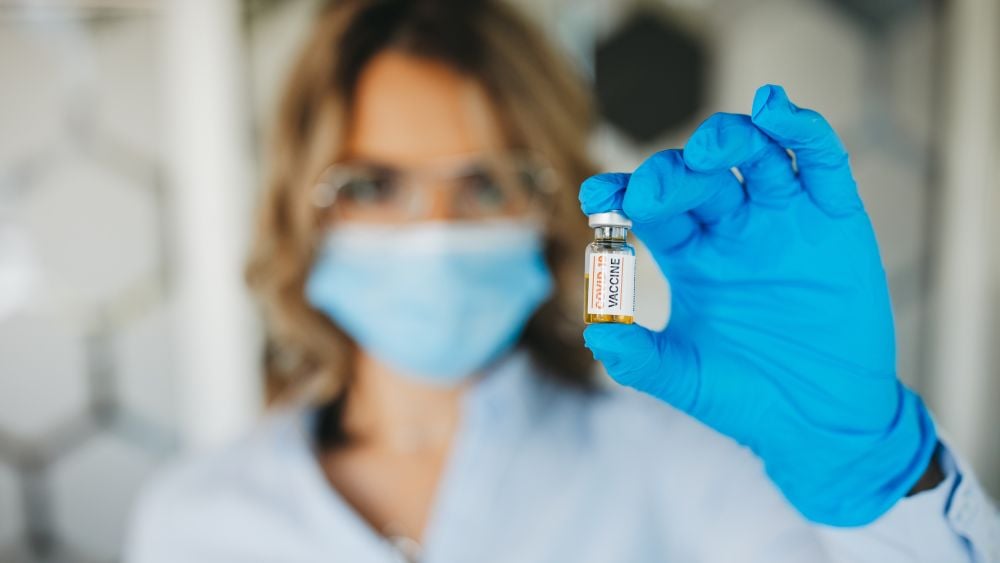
[127,0,996,561]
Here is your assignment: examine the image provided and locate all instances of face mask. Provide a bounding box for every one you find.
[305,220,552,385]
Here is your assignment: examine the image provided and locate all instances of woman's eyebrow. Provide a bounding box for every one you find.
[340,156,401,170]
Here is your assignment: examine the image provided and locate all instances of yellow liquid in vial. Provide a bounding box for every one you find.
[584,273,634,324]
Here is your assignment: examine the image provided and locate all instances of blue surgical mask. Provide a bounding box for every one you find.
[305,220,552,385]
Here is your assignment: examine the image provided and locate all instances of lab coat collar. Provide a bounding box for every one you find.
[421,348,556,561]
[461,348,554,439]
[268,347,557,561]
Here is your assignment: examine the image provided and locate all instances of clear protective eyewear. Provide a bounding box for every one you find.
[311,151,557,223]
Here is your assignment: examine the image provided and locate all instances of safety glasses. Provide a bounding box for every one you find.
[311,151,557,223]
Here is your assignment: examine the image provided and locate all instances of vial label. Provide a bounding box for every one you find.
[586,253,636,316]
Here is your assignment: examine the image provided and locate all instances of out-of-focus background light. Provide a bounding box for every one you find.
[0,0,996,560]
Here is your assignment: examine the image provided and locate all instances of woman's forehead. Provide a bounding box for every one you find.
[344,50,505,165]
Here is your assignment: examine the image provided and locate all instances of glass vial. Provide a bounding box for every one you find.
[584,210,636,324]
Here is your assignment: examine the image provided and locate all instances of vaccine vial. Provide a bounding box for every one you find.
[584,210,636,324]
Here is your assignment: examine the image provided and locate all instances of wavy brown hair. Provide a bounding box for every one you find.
[246,0,599,429]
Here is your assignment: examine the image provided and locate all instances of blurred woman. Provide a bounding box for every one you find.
[126,1,995,561]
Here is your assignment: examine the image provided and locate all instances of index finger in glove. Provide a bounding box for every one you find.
[750,84,862,216]
[579,172,631,215]
[684,112,800,206]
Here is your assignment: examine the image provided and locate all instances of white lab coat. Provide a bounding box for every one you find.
[126,352,1000,562]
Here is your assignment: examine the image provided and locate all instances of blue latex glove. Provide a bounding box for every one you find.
[580,85,937,526]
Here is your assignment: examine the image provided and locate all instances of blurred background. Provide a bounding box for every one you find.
[0,0,997,560]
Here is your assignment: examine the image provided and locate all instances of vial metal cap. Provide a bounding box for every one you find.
[588,210,632,228]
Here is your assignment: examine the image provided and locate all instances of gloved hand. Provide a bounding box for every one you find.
[580,85,937,527]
